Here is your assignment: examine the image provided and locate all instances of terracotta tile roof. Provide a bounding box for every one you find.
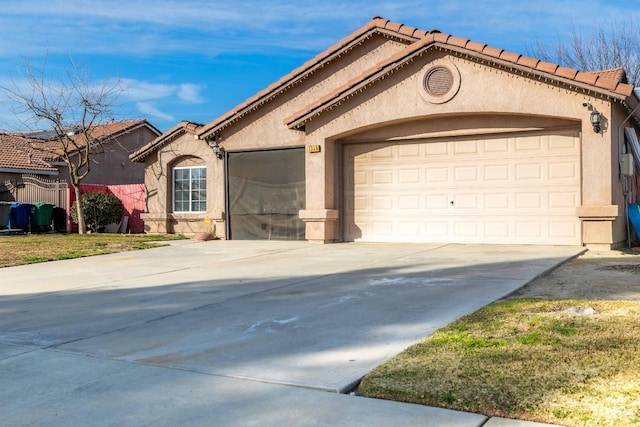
[0,134,58,173]
[197,17,430,140]
[130,120,203,162]
[1,120,160,172]
[285,24,638,129]
[91,119,159,139]
[63,119,160,155]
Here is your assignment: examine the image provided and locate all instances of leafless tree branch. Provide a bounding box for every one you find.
[1,57,124,233]
[527,19,640,87]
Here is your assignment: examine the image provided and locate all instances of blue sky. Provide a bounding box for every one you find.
[0,0,637,133]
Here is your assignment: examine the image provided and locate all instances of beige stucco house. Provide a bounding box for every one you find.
[131,17,640,249]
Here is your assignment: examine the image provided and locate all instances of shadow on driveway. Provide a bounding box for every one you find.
[0,242,584,393]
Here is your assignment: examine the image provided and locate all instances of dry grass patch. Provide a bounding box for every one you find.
[0,233,187,268]
[359,299,640,426]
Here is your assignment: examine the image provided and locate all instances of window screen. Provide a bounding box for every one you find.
[227,148,305,240]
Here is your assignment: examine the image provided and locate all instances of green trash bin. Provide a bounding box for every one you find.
[31,202,55,232]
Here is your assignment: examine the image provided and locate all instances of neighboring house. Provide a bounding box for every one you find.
[1,119,161,195]
[64,119,161,185]
[1,119,161,186]
[131,17,640,249]
[1,120,161,232]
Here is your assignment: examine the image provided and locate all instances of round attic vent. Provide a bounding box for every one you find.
[419,60,461,104]
[424,66,453,96]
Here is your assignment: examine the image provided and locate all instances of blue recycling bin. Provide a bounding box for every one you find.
[9,202,32,231]
[0,201,10,229]
[629,203,640,238]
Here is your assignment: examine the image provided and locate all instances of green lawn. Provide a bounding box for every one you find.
[359,298,640,426]
[0,233,187,268]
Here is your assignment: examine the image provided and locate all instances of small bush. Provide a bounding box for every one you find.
[71,192,124,232]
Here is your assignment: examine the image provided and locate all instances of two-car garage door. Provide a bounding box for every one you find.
[343,130,581,245]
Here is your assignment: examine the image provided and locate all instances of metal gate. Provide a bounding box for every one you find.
[0,174,68,208]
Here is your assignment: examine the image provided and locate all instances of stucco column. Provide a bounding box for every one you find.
[300,138,339,243]
[210,154,227,239]
[577,108,622,249]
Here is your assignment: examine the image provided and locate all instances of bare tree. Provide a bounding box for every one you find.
[529,20,640,87]
[2,58,123,234]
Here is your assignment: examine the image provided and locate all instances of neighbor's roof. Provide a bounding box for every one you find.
[0,133,58,173]
[63,119,161,156]
[1,119,161,173]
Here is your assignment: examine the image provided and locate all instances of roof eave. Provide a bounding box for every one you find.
[0,167,59,175]
[621,92,640,125]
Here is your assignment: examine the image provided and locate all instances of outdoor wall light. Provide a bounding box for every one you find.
[590,109,602,133]
[211,139,225,160]
[583,102,602,133]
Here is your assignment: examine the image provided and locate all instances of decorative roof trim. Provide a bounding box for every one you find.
[285,34,638,129]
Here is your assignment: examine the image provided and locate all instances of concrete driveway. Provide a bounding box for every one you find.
[0,241,582,426]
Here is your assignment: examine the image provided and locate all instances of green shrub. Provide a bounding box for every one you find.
[71,192,124,232]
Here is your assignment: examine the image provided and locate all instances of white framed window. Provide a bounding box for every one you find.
[173,166,206,213]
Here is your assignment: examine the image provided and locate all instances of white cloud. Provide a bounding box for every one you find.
[0,1,358,57]
[177,84,205,104]
[2,0,638,59]
[135,102,175,122]
[121,79,205,104]
[121,80,176,102]
[0,74,203,131]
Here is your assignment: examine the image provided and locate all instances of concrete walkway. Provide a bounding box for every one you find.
[0,241,582,426]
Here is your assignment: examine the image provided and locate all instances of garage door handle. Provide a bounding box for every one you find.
[450,201,454,206]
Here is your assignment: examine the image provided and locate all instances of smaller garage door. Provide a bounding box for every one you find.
[343,131,581,245]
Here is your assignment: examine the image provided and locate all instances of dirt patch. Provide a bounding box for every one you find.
[506,249,640,301]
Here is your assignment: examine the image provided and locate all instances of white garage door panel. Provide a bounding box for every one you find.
[344,131,581,245]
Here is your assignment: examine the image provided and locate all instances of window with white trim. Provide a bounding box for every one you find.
[173,166,206,212]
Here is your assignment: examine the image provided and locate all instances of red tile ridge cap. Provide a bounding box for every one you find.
[584,67,627,84]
